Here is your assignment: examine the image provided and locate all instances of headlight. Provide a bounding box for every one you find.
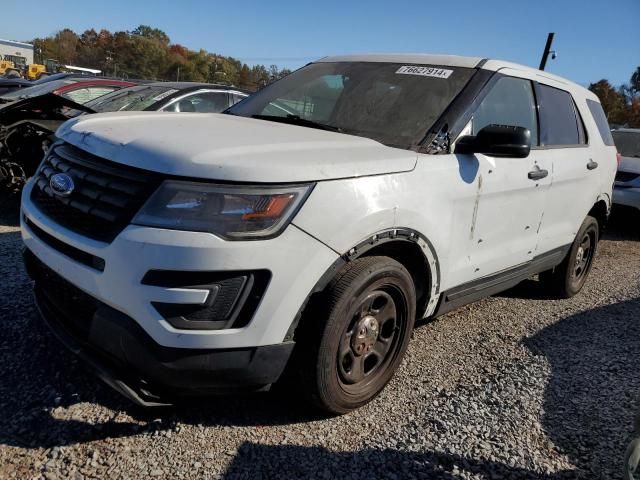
[132,181,313,240]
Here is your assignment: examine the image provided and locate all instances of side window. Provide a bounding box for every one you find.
[62,87,117,104]
[231,94,247,106]
[537,85,584,146]
[472,76,538,145]
[586,99,615,146]
[164,92,230,113]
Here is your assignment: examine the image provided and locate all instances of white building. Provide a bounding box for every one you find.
[0,39,34,64]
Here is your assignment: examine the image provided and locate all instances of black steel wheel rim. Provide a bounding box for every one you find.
[337,285,406,391]
[573,230,595,280]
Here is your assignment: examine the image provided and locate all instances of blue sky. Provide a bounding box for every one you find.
[2,0,638,86]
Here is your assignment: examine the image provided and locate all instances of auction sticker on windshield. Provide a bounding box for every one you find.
[395,66,453,79]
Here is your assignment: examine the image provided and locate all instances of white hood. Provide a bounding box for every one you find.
[57,112,417,182]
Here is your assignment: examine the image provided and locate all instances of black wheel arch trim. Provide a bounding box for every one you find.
[284,227,441,341]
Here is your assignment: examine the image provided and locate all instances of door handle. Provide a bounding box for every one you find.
[587,160,599,170]
[528,167,549,181]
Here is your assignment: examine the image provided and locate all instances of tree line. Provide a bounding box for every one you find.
[31,25,292,91]
[588,68,640,128]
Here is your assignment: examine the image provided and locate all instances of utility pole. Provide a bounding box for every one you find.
[539,33,556,71]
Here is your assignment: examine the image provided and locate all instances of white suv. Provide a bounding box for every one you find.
[21,54,617,413]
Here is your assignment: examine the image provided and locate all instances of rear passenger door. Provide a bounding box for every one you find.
[456,75,551,280]
[532,83,595,254]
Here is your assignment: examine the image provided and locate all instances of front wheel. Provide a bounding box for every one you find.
[539,215,599,298]
[297,256,416,414]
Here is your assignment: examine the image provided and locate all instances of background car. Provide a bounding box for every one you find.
[0,72,109,96]
[612,128,640,213]
[85,82,249,113]
[0,77,32,96]
[0,77,136,104]
[0,78,136,191]
[0,81,249,193]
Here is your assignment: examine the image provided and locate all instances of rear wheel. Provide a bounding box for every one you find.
[297,256,416,414]
[539,215,599,298]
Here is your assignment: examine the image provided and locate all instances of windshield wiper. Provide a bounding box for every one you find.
[251,114,342,133]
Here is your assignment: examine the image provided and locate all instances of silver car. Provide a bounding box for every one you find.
[613,128,640,211]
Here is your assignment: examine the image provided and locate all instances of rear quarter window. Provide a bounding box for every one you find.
[586,99,615,146]
[537,84,585,146]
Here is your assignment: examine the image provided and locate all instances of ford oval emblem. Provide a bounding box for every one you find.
[49,173,75,197]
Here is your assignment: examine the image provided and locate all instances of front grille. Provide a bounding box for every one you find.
[31,143,162,243]
[25,217,106,271]
[616,171,640,184]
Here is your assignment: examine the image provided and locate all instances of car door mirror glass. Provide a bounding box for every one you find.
[455,124,531,158]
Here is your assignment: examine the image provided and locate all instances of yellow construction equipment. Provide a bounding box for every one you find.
[26,63,47,80]
[26,59,61,80]
[0,55,26,77]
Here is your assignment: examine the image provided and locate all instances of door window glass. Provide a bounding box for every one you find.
[231,93,247,106]
[538,85,583,146]
[164,92,230,113]
[587,99,615,146]
[472,76,538,145]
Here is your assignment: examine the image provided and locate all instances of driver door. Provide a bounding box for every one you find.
[456,75,551,281]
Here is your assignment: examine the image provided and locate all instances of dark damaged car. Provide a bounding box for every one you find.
[0,82,248,192]
[0,78,136,191]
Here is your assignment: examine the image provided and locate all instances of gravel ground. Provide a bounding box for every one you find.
[1,195,639,480]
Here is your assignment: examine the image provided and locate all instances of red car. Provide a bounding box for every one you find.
[0,77,136,105]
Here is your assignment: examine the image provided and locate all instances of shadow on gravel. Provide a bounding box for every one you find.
[607,206,640,242]
[0,192,20,227]
[526,298,640,478]
[221,442,579,479]
[0,308,323,447]
[499,212,639,302]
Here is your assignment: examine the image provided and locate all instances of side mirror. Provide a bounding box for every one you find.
[455,124,531,158]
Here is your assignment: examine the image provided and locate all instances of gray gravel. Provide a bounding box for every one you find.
[1,198,639,479]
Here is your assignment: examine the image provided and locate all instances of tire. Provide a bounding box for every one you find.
[539,215,599,298]
[296,256,417,414]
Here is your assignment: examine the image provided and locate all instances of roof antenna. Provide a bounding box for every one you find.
[539,33,556,71]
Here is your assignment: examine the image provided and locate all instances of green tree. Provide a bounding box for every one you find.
[238,64,252,89]
[51,28,78,64]
[630,67,640,97]
[131,25,170,45]
[589,80,627,125]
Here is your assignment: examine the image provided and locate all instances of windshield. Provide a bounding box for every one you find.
[86,85,177,112]
[0,79,76,100]
[228,62,475,149]
[612,131,640,158]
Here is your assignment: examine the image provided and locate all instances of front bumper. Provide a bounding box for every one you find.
[26,249,295,406]
[20,180,339,349]
[613,186,640,211]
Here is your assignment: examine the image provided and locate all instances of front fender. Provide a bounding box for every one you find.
[293,173,450,317]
